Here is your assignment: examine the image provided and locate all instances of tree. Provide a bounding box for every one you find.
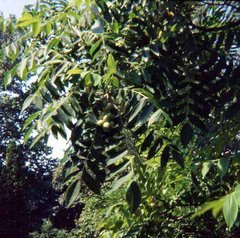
[2,0,240,236]
[0,14,58,238]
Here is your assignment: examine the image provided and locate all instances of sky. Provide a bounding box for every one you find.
[0,0,36,18]
[0,0,68,158]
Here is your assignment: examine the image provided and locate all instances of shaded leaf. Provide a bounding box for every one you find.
[126,181,141,213]
[161,145,170,168]
[189,114,208,132]
[217,158,230,179]
[65,180,81,207]
[147,137,162,160]
[82,168,101,194]
[172,148,184,169]
[141,130,154,152]
[225,32,235,51]
[224,100,240,120]
[180,123,194,147]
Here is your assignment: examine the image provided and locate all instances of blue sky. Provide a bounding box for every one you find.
[0,0,36,18]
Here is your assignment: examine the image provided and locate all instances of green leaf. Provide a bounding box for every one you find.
[90,38,102,56]
[108,171,133,193]
[148,109,163,127]
[223,194,238,229]
[65,180,81,207]
[192,198,224,218]
[86,161,106,183]
[217,158,230,179]
[84,73,92,86]
[23,124,35,144]
[128,97,147,123]
[44,22,52,36]
[141,130,154,152]
[111,76,119,87]
[51,125,59,139]
[82,168,101,194]
[146,137,162,160]
[18,57,28,79]
[30,131,45,148]
[135,104,154,128]
[5,45,11,58]
[202,161,212,179]
[161,145,170,168]
[107,150,128,166]
[57,124,68,140]
[133,89,172,124]
[64,169,81,184]
[172,148,184,169]
[212,199,224,217]
[45,81,61,99]
[67,68,82,75]
[46,38,60,54]
[21,94,35,112]
[107,161,130,180]
[34,94,43,109]
[180,123,194,147]
[17,12,35,27]
[3,71,12,88]
[126,181,141,213]
[32,21,41,36]
[62,101,76,117]
[102,71,112,82]
[150,43,160,56]
[91,73,102,86]
[107,54,117,72]
[234,184,240,206]
[23,111,41,130]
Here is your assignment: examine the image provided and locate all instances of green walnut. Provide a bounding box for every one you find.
[106,102,115,111]
[103,113,114,122]
[96,119,104,126]
[103,121,110,129]
[102,121,111,132]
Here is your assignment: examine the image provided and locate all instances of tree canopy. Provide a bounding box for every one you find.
[1,0,240,237]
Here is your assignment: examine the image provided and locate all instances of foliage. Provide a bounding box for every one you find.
[2,0,240,237]
[29,220,70,238]
[0,15,58,238]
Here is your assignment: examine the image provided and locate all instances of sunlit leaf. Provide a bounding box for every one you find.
[223,194,238,229]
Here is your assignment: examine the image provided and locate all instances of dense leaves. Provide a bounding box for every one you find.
[2,0,240,237]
